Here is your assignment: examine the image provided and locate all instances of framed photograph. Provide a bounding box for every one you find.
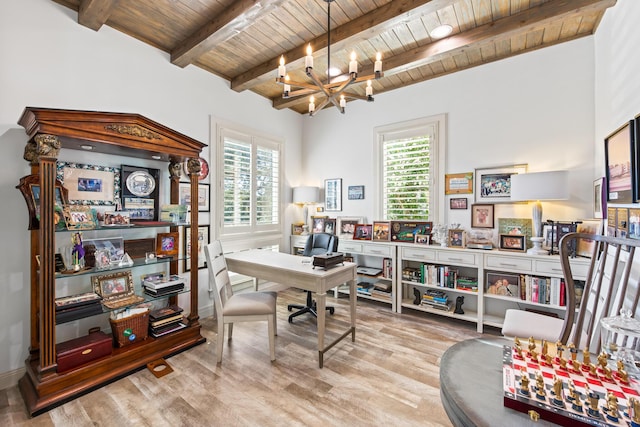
[337,216,364,239]
[414,234,430,245]
[575,220,603,257]
[156,232,179,257]
[542,224,556,249]
[178,182,210,212]
[184,225,209,271]
[448,229,466,248]
[91,270,142,308]
[84,237,125,264]
[486,272,520,298]
[499,234,526,252]
[551,222,578,255]
[311,216,327,234]
[617,207,629,238]
[17,174,69,230]
[630,208,640,239]
[121,165,160,221]
[471,204,494,228]
[56,162,120,205]
[607,207,617,237]
[291,222,304,235]
[324,218,336,235]
[348,185,365,200]
[353,224,373,240]
[324,178,342,211]
[63,206,97,230]
[372,221,391,241]
[593,177,606,219]
[445,172,473,195]
[498,218,533,248]
[450,198,468,210]
[390,221,433,242]
[474,164,527,203]
[103,211,131,226]
[604,121,635,203]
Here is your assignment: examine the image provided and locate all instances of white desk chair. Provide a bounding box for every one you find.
[204,241,277,363]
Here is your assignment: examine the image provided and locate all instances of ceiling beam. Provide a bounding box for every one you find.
[231,0,454,93]
[171,0,288,68]
[272,0,615,110]
[77,0,120,31]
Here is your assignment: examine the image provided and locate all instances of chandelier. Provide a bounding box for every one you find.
[275,0,383,116]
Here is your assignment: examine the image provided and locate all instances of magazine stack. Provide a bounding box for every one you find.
[142,273,186,297]
[148,305,186,338]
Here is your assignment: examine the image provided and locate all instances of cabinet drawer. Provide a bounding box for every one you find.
[401,246,436,262]
[437,251,477,266]
[534,260,565,276]
[485,254,532,272]
[363,244,392,257]
[339,242,363,253]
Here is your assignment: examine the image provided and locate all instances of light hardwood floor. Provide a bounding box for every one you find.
[1,288,495,426]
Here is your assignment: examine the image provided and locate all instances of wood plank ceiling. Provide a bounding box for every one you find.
[53,0,617,115]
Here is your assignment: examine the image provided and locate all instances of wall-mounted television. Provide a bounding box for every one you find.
[604,120,635,203]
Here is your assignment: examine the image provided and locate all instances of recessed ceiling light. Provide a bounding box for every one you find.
[80,145,94,151]
[151,155,162,160]
[431,24,453,39]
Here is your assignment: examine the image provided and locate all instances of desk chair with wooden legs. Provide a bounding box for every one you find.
[287,233,339,323]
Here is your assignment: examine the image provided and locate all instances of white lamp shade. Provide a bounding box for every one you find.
[510,171,569,201]
[293,186,319,204]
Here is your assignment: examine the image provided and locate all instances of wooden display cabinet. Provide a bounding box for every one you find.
[16,107,207,416]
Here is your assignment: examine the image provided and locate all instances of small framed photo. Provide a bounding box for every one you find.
[84,237,125,264]
[324,178,342,212]
[372,221,391,241]
[103,211,131,226]
[63,206,97,230]
[450,198,468,210]
[337,216,364,239]
[471,204,494,228]
[184,225,209,271]
[311,216,327,234]
[499,234,526,252]
[448,229,466,248]
[486,272,520,298]
[156,232,179,257]
[353,224,373,240]
[415,234,431,245]
[474,164,527,203]
[291,222,304,235]
[324,218,336,234]
[348,185,365,200]
[575,220,603,257]
[445,172,473,195]
[593,177,606,219]
[178,182,210,212]
[91,270,141,308]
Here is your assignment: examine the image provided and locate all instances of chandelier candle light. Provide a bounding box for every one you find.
[275,0,383,116]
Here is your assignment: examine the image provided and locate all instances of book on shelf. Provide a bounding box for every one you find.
[373,281,392,292]
[421,300,452,311]
[150,321,187,338]
[149,304,183,322]
[143,273,185,289]
[55,292,102,311]
[144,283,185,296]
[357,282,374,295]
[150,313,185,328]
[55,303,104,324]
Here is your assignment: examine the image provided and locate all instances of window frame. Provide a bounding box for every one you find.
[373,114,446,223]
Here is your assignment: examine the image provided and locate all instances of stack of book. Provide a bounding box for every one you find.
[148,305,186,337]
[55,292,103,324]
[371,281,392,301]
[142,274,186,297]
[421,289,451,311]
[357,282,374,296]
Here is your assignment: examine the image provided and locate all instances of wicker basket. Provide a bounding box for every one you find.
[109,310,149,347]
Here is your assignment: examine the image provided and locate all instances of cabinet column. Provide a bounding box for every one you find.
[186,158,201,324]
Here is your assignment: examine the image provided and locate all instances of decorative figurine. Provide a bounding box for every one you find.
[604,391,619,422]
[626,397,640,425]
[413,288,421,305]
[582,347,591,366]
[569,343,578,361]
[551,375,564,407]
[598,351,608,371]
[71,232,85,271]
[535,371,546,401]
[519,367,530,396]
[454,295,464,314]
[585,384,601,419]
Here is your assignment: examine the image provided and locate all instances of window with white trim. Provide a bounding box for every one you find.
[374,115,445,222]
[216,124,282,239]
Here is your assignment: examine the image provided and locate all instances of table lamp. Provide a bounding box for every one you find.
[510,170,569,255]
[293,186,319,235]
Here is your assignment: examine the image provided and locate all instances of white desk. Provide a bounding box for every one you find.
[224,250,357,368]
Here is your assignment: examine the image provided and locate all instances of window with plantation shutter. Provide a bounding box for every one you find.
[374,115,445,223]
[217,124,282,239]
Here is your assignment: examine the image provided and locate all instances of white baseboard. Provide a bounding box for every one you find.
[0,366,25,391]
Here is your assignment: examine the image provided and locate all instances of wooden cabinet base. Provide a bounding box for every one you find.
[19,325,205,416]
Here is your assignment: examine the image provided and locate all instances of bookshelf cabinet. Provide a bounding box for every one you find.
[17,108,207,416]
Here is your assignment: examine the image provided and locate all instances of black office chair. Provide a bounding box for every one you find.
[288,233,339,323]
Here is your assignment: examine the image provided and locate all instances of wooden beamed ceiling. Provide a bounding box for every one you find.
[56,0,616,114]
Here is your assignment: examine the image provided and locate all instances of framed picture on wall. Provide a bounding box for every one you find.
[593,177,606,219]
[604,121,635,203]
[325,178,342,211]
[474,164,527,203]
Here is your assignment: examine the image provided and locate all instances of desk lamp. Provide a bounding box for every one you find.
[293,186,320,235]
[510,170,569,255]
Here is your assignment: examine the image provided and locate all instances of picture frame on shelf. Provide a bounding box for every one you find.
[474,164,527,203]
[92,270,134,299]
[311,216,327,234]
[353,224,373,240]
[607,207,617,237]
[337,217,364,240]
[347,185,365,200]
[291,222,304,235]
[56,162,120,205]
[16,174,69,230]
[593,177,606,219]
[178,182,210,212]
[184,225,209,271]
[617,208,629,238]
[84,237,125,264]
[630,208,640,239]
[103,211,131,226]
[486,272,520,298]
[390,221,433,242]
[445,172,473,195]
[542,224,556,250]
[449,198,468,210]
[499,234,526,252]
[63,206,97,230]
[414,234,431,245]
[550,222,578,255]
[324,178,342,211]
[471,204,494,228]
[121,165,160,221]
[575,220,603,257]
[498,218,533,248]
[156,232,179,257]
[372,221,391,241]
[323,218,336,235]
[604,121,635,203]
[448,229,466,248]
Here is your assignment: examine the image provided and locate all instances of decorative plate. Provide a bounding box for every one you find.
[182,157,209,181]
[125,170,156,197]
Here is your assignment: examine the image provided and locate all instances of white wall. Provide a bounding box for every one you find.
[302,37,596,230]
[0,0,303,382]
